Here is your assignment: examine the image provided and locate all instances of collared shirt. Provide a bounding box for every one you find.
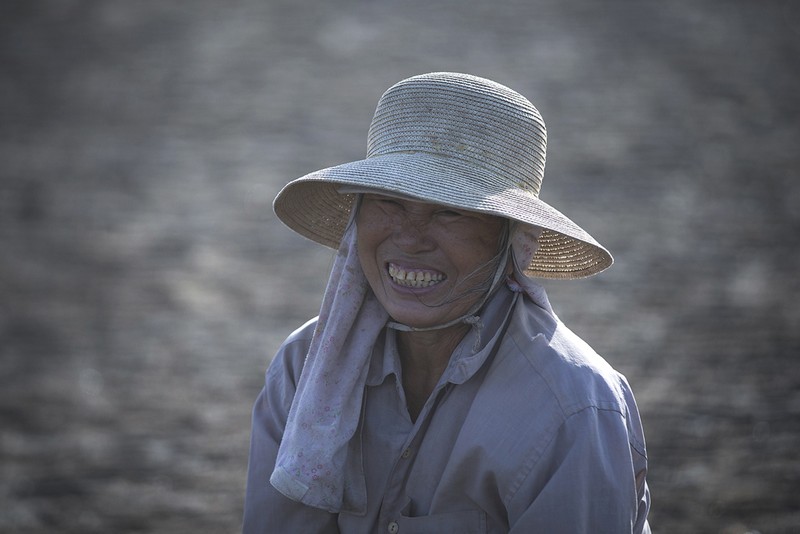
[244,286,651,533]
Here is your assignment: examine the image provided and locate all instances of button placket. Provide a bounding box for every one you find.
[380,384,451,533]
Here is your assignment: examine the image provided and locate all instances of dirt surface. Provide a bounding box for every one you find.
[1,1,799,532]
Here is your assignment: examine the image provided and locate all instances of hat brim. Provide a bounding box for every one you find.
[273,151,613,279]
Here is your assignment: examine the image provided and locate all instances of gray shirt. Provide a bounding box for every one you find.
[244,286,651,533]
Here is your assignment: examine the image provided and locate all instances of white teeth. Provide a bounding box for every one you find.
[388,263,444,288]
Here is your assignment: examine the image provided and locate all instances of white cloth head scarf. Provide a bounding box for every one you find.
[270,221,387,512]
[270,215,553,513]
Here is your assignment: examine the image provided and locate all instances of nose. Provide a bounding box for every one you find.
[391,215,435,253]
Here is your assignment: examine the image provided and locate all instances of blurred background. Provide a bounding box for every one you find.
[1,1,798,532]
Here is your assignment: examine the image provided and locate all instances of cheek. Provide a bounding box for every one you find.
[356,204,397,254]
[355,220,385,278]
[355,230,373,270]
[475,220,506,255]
[446,225,503,263]
[356,204,389,239]
[355,211,375,251]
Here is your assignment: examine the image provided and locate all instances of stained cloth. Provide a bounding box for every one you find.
[269,222,387,512]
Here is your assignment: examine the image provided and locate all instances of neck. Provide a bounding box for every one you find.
[396,322,471,421]
[397,323,470,373]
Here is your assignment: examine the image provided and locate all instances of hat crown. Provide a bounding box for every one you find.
[366,72,547,196]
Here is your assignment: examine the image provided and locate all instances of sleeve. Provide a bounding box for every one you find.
[507,405,651,534]
[242,340,341,534]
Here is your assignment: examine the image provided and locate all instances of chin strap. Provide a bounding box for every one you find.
[385,311,479,333]
[386,312,485,352]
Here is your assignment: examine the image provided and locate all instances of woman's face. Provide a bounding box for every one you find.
[356,194,507,329]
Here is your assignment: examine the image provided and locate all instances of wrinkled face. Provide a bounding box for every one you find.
[356,194,507,328]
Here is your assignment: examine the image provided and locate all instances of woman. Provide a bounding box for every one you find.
[244,72,651,533]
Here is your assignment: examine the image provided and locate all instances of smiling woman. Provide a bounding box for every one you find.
[244,72,651,533]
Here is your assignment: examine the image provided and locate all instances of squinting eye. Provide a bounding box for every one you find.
[365,195,399,208]
[376,198,402,210]
[437,209,464,218]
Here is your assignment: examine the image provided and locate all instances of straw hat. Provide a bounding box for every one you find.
[273,72,612,279]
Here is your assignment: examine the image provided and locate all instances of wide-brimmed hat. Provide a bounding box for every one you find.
[273,72,612,279]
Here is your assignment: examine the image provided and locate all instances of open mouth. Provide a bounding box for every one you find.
[388,262,445,288]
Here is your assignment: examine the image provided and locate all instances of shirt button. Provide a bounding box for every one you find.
[387,520,399,533]
[401,448,411,459]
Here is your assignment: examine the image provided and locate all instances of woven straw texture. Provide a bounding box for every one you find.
[273,72,613,279]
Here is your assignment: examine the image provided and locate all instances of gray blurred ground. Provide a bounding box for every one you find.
[1,1,799,532]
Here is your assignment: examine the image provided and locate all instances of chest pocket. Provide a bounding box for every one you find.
[395,509,487,534]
